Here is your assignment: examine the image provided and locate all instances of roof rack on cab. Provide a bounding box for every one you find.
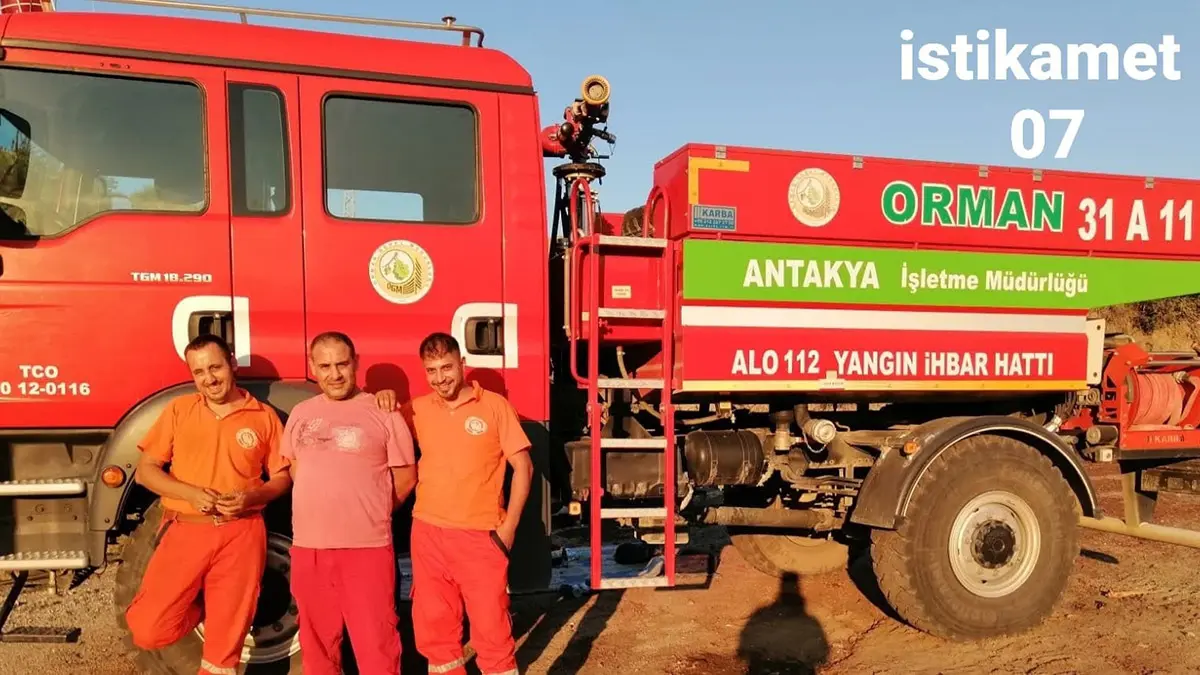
[87,0,486,46]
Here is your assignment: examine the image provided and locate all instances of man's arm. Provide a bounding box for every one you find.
[499,450,533,542]
[280,410,300,484]
[390,466,417,507]
[494,398,534,548]
[135,401,218,513]
[383,407,418,508]
[136,454,219,513]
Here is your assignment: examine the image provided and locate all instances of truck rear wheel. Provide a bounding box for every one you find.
[113,501,303,674]
[869,434,1079,640]
[731,533,850,577]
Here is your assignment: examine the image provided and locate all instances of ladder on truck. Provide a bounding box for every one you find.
[568,181,679,591]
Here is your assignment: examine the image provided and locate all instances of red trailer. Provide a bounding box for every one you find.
[3,0,1200,671]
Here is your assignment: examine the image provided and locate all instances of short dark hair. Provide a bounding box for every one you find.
[184,333,234,365]
[419,332,460,360]
[310,331,357,358]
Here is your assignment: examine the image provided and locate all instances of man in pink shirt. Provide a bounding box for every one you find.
[281,331,417,675]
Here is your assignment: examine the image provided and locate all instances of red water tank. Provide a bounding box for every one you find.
[0,0,52,13]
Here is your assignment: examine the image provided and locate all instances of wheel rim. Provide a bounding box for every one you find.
[948,491,1041,599]
[193,532,300,664]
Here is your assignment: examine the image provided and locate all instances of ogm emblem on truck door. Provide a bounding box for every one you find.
[787,168,840,227]
[369,239,435,304]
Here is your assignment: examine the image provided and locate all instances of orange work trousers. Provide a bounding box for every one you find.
[125,511,267,675]
[410,517,517,675]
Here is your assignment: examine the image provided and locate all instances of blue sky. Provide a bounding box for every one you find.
[57,0,1200,214]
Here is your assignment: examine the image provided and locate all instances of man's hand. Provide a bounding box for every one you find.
[375,389,398,411]
[495,520,517,551]
[217,470,292,517]
[188,487,220,514]
[215,490,250,516]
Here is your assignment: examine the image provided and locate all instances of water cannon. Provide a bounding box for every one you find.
[580,74,610,108]
[542,74,616,165]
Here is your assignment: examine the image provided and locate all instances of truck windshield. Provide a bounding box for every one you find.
[0,66,205,240]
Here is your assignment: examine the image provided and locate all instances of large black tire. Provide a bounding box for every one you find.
[869,434,1079,641]
[732,533,851,577]
[113,500,303,674]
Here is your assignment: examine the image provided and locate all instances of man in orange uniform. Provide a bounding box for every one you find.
[124,334,293,675]
[398,332,533,675]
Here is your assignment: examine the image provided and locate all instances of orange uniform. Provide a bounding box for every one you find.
[124,391,289,675]
[404,380,530,675]
[409,380,531,530]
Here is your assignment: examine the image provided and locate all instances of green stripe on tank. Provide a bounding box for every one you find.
[680,238,1200,310]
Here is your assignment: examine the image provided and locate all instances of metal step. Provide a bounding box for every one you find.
[597,377,664,389]
[0,479,86,497]
[598,576,670,589]
[600,437,668,449]
[640,531,690,546]
[596,308,666,320]
[596,235,668,249]
[600,507,668,519]
[0,551,89,571]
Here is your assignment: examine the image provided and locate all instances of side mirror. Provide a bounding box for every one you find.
[0,108,32,142]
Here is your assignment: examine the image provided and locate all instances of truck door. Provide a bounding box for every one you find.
[223,69,304,380]
[297,76,505,398]
[0,54,229,428]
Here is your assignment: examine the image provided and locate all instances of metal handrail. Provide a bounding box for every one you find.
[88,0,485,46]
[568,176,596,387]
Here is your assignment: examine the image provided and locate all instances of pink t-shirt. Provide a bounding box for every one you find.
[281,391,416,549]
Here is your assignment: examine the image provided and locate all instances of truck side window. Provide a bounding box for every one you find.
[0,66,206,240]
[229,83,289,216]
[322,95,477,225]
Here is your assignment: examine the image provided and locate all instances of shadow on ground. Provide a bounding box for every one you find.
[735,572,829,674]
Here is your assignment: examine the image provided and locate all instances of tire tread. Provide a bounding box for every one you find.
[869,434,1080,640]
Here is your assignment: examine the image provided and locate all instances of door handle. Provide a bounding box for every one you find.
[187,311,235,346]
[463,316,503,356]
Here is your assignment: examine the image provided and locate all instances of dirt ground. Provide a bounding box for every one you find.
[1,461,1199,675]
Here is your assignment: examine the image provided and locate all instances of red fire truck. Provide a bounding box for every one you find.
[4,0,1200,672]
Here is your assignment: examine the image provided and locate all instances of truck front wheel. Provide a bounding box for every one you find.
[869,434,1079,640]
[113,500,303,674]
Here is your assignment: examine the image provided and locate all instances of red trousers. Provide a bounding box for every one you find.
[289,545,402,675]
[410,518,517,675]
[125,512,266,675]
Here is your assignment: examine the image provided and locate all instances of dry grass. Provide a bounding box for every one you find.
[1095,297,1200,351]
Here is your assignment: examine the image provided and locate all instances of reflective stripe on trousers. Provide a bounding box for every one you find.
[428,656,469,673]
[428,660,518,675]
[200,659,238,675]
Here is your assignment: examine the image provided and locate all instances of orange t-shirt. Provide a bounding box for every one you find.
[138,390,290,516]
[403,381,531,531]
